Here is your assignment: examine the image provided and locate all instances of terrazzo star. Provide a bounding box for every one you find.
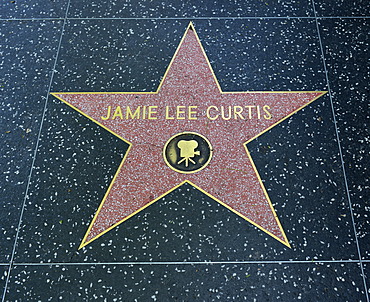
[52,23,326,249]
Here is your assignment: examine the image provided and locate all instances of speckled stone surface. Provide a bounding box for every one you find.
[1,0,69,19]
[0,20,63,262]
[0,267,7,297]
[365,264,370,296]
[314,0,370,16]
[318,19,370,260]
[1,1,369,301]
[68,1,314,18]
[4,263,367,301]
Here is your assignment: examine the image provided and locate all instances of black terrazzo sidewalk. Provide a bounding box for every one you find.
[1,1,369,301]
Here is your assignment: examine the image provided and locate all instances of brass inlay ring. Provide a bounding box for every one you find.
[163,132,213,174]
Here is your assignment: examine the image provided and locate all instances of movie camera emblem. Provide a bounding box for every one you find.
[163,132,213,174]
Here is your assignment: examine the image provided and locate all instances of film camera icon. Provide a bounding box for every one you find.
[163,132,212,174]
[177,140,200,167]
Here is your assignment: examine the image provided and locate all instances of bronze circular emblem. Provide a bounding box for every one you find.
[163,132,213,174]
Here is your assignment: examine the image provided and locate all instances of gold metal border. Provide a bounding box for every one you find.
[51,22,328,249]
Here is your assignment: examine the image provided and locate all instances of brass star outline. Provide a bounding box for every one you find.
[52,22,326,249]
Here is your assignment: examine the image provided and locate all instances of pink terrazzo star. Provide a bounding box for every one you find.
[52,23,326,249]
